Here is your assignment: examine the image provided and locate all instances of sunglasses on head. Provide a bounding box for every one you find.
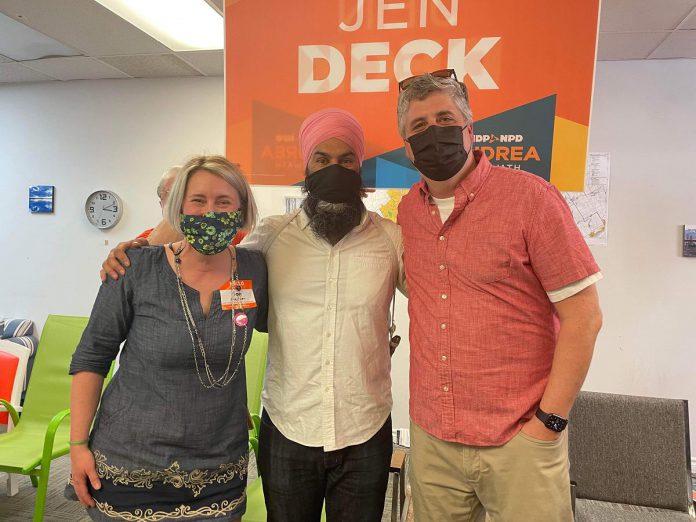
[398,68,458,92]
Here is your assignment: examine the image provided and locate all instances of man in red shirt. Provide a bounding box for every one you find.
[396,72,603,521]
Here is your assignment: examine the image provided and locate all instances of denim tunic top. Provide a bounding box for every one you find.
[70,246,268,475]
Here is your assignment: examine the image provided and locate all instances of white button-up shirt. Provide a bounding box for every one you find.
[242,209,405,450]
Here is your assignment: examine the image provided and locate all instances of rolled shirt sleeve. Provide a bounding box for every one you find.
[69,253,137,376]
[527,185,600,292]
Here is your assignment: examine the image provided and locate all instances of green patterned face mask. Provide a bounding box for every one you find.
[180,211,243,255]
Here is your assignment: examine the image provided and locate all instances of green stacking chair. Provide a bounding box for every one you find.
[243,330,327,522]
[0,315,90,521]
[245,330,268,460]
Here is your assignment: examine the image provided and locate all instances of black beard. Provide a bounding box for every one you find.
[302,193,365,245]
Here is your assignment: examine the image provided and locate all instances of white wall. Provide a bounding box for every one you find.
[1,61,695,455]
[0,77,225,319]
[584,59,696,462]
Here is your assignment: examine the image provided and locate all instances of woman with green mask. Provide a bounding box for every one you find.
[68,155,267,522]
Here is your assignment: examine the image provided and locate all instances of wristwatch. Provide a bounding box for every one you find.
[535,407,568,433]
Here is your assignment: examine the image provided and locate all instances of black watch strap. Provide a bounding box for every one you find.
[535,407,568,433]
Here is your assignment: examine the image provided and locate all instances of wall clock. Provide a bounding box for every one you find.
[85,190,123,229]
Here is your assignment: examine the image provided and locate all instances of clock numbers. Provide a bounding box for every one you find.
[85,190,123,229]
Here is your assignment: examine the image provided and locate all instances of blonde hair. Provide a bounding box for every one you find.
[164,155,258,234]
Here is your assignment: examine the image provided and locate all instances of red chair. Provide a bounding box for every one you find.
[0,351,22,495]
[0,352,20,427]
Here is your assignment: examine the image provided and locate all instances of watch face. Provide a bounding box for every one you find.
[86,191,122,229]
[546,414,568,433]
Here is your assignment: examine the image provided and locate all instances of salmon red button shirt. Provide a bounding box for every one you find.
[398,151,600,446]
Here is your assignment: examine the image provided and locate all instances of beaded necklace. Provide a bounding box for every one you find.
[171,243,247,389]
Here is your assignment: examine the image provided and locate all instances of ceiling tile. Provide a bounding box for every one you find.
[205,0,224,15]
[0,53,14,62]
[99,54,201,78]
[21,56,130,81]
[683,8,696,29]
[0,0,171,56]
[0,11,80,60]
[600,0,696,32]
[177,50,223,76]
[597,32,670,60]
[0,62,55,83]
[650,29,696,58]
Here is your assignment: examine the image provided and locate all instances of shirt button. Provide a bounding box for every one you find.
[441,294,448,300]
[469,193,475,199]
[326,332,332,337]
[325,387,330,392]
[439,264,446,270]
[443,385,449,392]
[431,210,436,215]
[439,235,446,241]
[326,359,332,365]
[441,355,447,361]
[440,323,447,330]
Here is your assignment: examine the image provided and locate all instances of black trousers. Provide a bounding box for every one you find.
[257,410,392,522]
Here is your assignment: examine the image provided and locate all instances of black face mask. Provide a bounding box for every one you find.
[407,125,469,181]
[305,164,362,203]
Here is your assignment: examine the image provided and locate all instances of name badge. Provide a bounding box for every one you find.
[220,280,257,310]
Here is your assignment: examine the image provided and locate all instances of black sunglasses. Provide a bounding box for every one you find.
[398,68,458,92]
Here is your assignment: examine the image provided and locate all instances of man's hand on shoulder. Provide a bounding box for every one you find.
[100,238,149,282]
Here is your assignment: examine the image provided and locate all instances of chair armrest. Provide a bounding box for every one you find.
[249,435,259,463]
[42,408,71,461]
[0,398,20,426]
[251,413,261,437]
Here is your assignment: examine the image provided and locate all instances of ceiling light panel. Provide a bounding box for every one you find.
[93,0,223,52]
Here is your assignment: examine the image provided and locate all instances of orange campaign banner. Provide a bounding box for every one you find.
[225,0,600,191]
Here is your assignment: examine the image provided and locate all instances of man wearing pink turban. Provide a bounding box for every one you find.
[245,108,406,522]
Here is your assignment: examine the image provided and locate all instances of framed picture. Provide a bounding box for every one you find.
[285,196,305,214]
[683,225,696,257]
[29,185,54,213]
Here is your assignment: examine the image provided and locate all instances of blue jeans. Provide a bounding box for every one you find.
[257,411,392,522]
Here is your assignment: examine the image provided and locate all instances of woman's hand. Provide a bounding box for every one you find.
[70,445,101,507]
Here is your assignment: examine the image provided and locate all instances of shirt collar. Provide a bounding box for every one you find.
[298,208,312,230]
[417,150,492,203]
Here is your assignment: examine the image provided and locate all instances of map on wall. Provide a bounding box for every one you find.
[363,189,408,222]
[562,153,610,246]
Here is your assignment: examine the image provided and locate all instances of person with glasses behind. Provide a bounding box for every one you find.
[395,70,603,522]
[135,165,181,242]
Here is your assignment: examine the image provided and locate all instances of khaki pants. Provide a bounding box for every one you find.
[410,421,573,522]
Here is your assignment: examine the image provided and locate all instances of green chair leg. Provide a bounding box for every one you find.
[33,465,51,522]
[30,475,39,488]
[33,408,70,521]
